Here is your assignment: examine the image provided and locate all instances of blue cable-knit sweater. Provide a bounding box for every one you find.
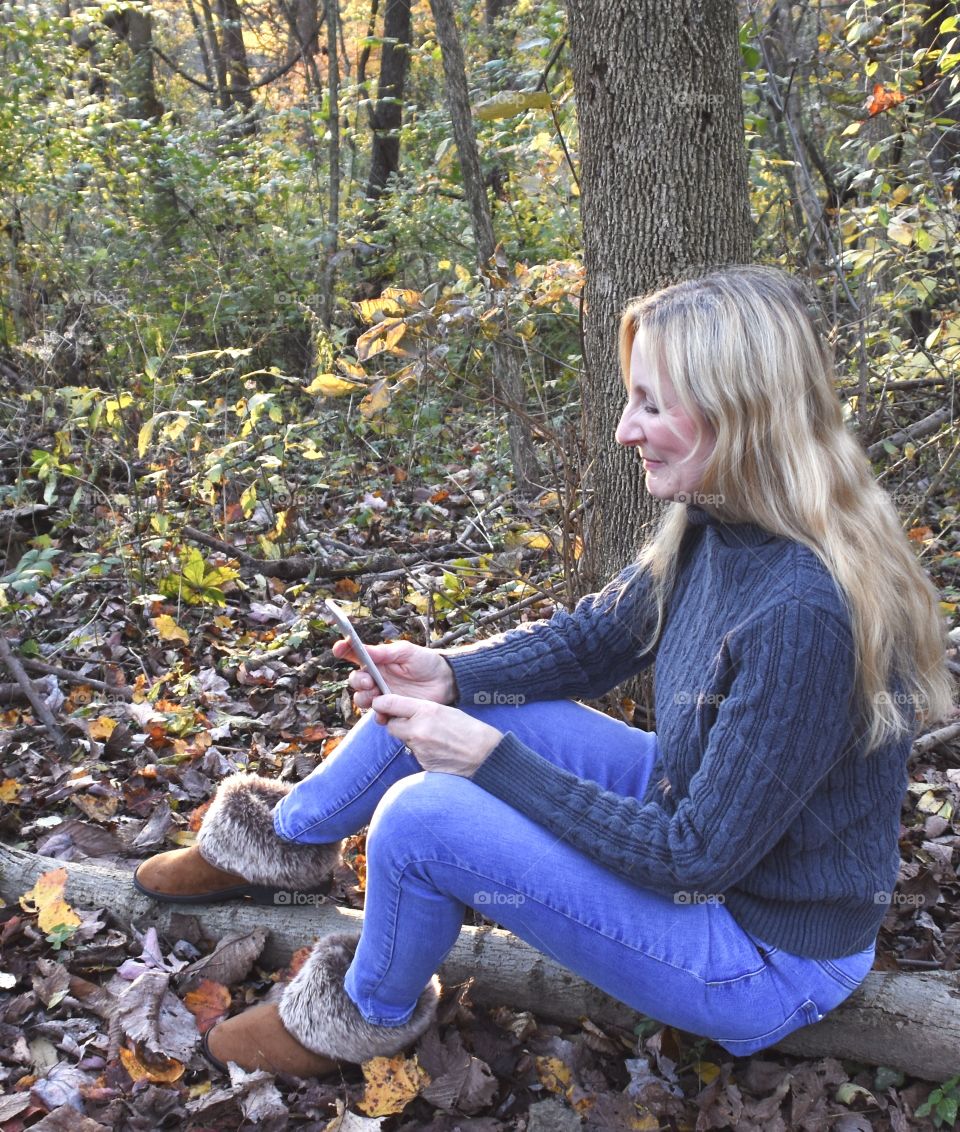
[446,506,912,959]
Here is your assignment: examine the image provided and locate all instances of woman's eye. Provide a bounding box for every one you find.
[643,403,659,415]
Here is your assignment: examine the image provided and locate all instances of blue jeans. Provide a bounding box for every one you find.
[272,700,875,1056]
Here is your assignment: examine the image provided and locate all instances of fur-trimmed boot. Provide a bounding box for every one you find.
[134,772,341,904]
[203,932,441,1076]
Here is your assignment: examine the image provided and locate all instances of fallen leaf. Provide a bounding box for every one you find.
[177,927,267,990]
[866,83,905,116]
[88,715,117,740]
[356,1054,429,1116]
[183,979,232,1034]
[152,613,190,644]
[0,777,21,802]
[119,1044,186,1084]
[112,970,199,1061]
[19,867,82,935]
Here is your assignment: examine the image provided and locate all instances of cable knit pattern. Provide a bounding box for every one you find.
[448,506,912,959]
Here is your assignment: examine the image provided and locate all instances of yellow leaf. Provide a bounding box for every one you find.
[473,90,552,120]
[695,1060,722,1085]
[356,1054,429,1117]
[305,373,363,397]
[119,1045,185,1084]
[88,716,117,740]
[356,318,407,363]
[887,217,914,246]
[152,614,189,645]
[939,601,956,615]
[20,867,81,934]
[359,380,393,419]
[536,1055,572,1094]
[354,296,404,322]
[0,779,21,803]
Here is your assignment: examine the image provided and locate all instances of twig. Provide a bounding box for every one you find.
[913,720,960,756]
[866,408,953,459]
[0,637,72,757]
[19,658,133,700]
[431,587,564,647]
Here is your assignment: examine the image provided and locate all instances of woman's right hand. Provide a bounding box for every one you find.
[333,638,457,711]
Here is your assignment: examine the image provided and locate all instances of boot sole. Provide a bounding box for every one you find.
[132,871,331,906]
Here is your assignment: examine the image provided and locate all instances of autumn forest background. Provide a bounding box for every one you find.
[1,0,960,1128]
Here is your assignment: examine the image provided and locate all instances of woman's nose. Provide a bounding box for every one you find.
[616,404,643,446]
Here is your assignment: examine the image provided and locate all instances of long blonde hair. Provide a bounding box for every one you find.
[620,265,952,752]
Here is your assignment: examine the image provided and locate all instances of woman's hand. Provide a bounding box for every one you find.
[334,638,457,711]
[370,694,503,776]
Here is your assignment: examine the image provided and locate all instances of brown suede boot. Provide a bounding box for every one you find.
[133,772,342,904]
[134,845,284,905]
[203,1004,342,1077]
[202,933,441,1078]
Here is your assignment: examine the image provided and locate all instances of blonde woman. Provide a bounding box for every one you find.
[135,266,952,1075]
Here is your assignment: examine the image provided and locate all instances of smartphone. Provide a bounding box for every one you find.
[323,598,392,696]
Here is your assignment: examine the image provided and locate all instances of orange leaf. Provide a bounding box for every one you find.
[19,867,81,934]
[183,979,232,1035]
[908,525,933,542]
[301,724,329,742]
[357,1054,429,1116]
[0,778,21,803]
[188,800,212,833]
[119,1044,185,1084]
[866,83,905,116]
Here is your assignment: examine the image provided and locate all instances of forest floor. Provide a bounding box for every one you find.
[1,405,959,1131]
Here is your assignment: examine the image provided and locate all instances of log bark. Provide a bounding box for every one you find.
[2,844,959,1081]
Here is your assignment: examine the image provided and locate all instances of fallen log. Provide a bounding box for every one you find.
[1,843,958,1082]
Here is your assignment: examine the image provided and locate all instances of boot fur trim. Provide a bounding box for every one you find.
[197,772,341,889]
[279,932,440,1063]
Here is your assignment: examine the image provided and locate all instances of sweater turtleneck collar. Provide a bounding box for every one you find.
[685,503,775,548]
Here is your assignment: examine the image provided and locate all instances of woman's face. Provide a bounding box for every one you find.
[615,335,716,502]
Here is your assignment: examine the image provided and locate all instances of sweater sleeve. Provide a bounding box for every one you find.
[469,597,857,894]
[442,564,658,706]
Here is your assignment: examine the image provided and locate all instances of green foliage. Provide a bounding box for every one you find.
[916,1074,960,1128]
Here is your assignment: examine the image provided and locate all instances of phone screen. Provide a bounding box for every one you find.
[323,599,392,696]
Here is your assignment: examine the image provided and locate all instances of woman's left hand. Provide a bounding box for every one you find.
[371,694,503,776]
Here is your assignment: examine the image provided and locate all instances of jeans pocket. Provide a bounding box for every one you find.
[813,958,866,993]
[713,997,822,1058]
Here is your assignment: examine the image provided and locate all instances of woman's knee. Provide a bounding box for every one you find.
[366,772,478,857]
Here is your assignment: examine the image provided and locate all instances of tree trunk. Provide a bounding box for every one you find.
[215,0,255,116]
[565,0,753,589]
[365,0,412,201]
[120,6,164,121]
[321,0,341,328]
[1,843,958,1082]
[427,0,541,497]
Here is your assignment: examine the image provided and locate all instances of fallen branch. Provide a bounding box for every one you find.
[1,843,958,1081]
[0,639,72,757]
[182,525,481,582]
[19,658,133,701]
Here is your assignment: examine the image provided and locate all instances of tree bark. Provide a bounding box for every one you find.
[365,0,412,201]
[216,0,255,117]
[427,0,541,496]
[565,0,753,588]
[1,843,958,1082]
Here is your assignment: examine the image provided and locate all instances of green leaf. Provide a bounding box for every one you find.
[473,90,552,120]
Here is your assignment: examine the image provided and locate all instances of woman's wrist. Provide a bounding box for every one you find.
[440,657,459,705]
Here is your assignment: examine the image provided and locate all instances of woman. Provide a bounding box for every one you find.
[134,265,952,1076]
